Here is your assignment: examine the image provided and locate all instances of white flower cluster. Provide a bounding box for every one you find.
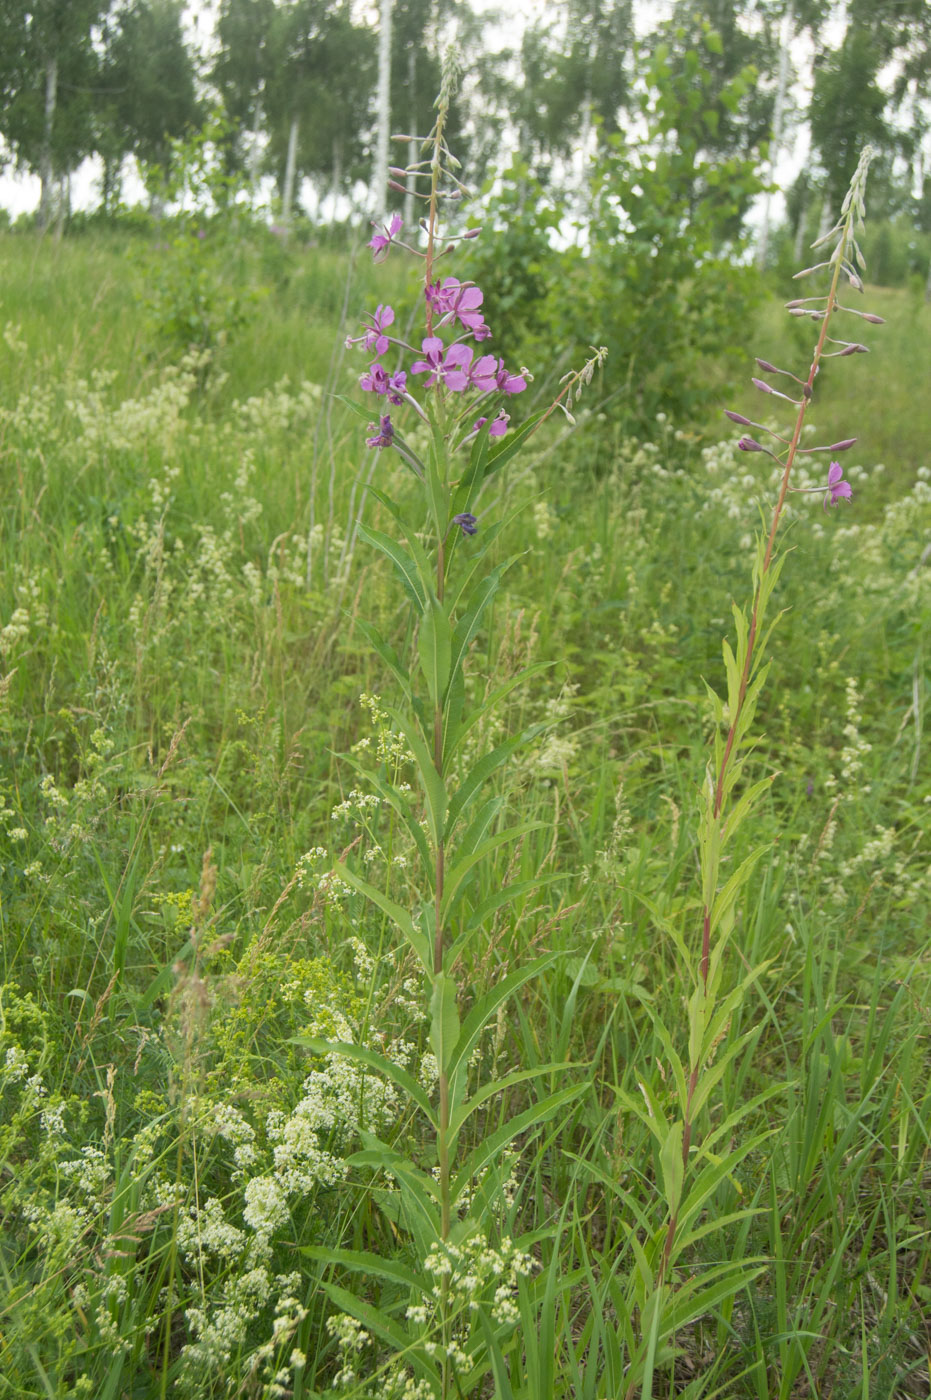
[524,681,580,779]
[824,676,872,801]
[418,1230,536,1336]
[235,377,322,437]
[332,787,384,822]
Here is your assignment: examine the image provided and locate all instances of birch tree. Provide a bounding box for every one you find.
[0,0,105,227]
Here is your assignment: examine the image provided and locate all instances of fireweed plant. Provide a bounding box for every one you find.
[301,61,605,1399]
[610,146,884,1395]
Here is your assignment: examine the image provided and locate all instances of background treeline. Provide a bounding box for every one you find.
[1,0,931,275]
[3,0,931,437]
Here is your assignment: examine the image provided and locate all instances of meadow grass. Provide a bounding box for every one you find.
[0,224,929,1399]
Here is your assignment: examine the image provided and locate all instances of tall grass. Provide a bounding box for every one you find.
[0,195,929,1398]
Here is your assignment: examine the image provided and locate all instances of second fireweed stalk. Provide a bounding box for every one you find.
[619,147,881,1398]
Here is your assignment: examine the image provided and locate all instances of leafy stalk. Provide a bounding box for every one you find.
[645,145,879,1354]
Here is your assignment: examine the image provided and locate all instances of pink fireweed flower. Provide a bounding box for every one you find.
[427,277,490,338]
[366,414,394,449]
[790,461,853,509]
[468,355,527,395]
[359,362,408,406]
[410,337,473,391]
[824,460,852,508]
[475,413,509,438]
[345,304,395,356]
[467,354,501,393]
[368,212,403,263]
[495,361,527,395]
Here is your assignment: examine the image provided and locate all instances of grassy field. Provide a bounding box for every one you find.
[1,226,929,1400]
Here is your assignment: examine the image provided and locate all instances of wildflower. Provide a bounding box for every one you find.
[368,212,402,262]
[366,415,394,449]
[789,460,853,509]
[495,360,527,395]
[427,277,490,338]
[346,304,395,356]
[824,460,852,508]
[473,413,509,438]
[359,363,408,405]
[410,337,473,391]
[452,513,478,536]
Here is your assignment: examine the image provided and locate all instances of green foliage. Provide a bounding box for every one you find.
[134,114,269,367]
[462,34,767,429]
[0,220,929,1399]
[96,0,202,211]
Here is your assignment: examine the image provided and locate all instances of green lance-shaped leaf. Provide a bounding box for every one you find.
[333,393,377,423]
[301,1245,427,1297]
[450,416,492,519]
[347,1132,442,1247]
[446,663,552,764]
[429,971,460,1075]
[443,562,512,713]
[722,636,741,721]
[445,724,545,839]
[673,1130,777,1248]
[720,772,778,852]
[447,1061,576,1141]
[419,592,452,708]
[447,951,562,1089]
[707,843,768,957]
[353,617,412,701]
[333,860,431,969]
[646,1005,689,1111]
[451,1084,584,1205]
[446,874,564,968]
[660,1119,685,1216]
[441,819,545,924]
[483,409,548,479]
[663,1258,767,1334]
[687,982,708,1074]
[356,521,428,611]
[446,518,509,618]
[442,663,465,762]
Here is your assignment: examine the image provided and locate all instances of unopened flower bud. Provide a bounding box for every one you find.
[738,436,764,452]
[829,438,857,451]
[724,410,752,425]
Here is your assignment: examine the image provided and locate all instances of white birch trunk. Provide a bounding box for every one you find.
[330,137,343,221]
[282,115,299,235]
[757,1,793,268]
[373,0,393,218]
[404,43,416,229]
[38,55,58,232]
